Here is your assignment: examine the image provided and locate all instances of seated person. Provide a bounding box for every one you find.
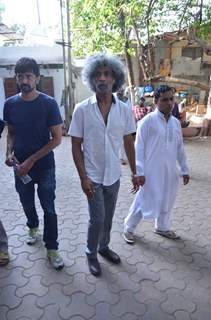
[171,89,189,128]
[198,106,211,137]
[116,88,132,109]
[132,97,151,122]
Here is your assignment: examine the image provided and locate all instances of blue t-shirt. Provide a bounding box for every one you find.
[3,92,62,172]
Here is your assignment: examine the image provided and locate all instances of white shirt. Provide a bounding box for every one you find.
[69,95,136,186]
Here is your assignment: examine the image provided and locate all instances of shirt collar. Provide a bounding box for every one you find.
[90,94,117,105]
[155,107,172,120]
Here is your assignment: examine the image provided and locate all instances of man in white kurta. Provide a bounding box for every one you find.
[124,85,190,243]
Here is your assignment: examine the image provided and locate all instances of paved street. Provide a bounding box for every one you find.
[0,132,211,320]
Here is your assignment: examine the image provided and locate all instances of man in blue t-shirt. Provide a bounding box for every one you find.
[3,57,64,270]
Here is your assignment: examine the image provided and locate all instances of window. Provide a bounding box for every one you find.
[182,47,203,59]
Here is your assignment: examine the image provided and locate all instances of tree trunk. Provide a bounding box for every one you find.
[151,76,209,91]
[207,76,211,110]
[132,24,148,80]
[124,42,135,105]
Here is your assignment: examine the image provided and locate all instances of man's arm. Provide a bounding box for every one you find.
[177,124,190,186]
[124,134,143,193]
[124,134,136,175]
[18,124,62,176]
[71,136,94,199]
[5,124,15,166]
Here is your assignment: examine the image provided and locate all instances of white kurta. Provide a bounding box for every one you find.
[125,108,189,232]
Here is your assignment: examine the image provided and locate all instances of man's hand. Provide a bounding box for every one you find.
[17,158,35,176]
[183,175,190,185]
[131,175,145,194]
[5,154,15,167]
[81,177,95,199]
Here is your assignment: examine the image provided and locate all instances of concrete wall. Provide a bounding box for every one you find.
[154,39,170,74]
[154,38,211,87]
[171,40,188,59]
[171,57,203,77]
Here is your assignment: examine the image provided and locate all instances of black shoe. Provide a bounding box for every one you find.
[98,248,121,264]
[86,256,101,276]
[181,121,190,128]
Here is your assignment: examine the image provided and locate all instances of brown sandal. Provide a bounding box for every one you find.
[0,252,9,266]
[154,230,180,240]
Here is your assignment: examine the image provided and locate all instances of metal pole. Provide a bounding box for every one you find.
[36,0,41,24]
[66,0,74,120]
[59,0,68,124]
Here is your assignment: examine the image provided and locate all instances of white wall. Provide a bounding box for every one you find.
[0,65,92,118]
[0,43,92,117]
[74,76,92,104]
[0,78,5,119]
[0,66,64,104]
[40,68,64,105]
[0,45,64,65]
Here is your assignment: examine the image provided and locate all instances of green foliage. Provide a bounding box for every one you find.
[10,24,26,35]
[70,0,211,58]
[0,0,5,23]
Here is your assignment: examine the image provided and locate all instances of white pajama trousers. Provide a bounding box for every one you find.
[124,192,171,233]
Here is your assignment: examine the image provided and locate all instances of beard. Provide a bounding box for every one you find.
[96,84,108,92]
[19,84,34,93]
[95,83,111,93]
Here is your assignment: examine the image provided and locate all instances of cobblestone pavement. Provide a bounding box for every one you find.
[0,132,211,320]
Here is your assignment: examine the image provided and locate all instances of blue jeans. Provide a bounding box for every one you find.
[15,167,58,250]
[86,179,120,258]
[0,220,8,253]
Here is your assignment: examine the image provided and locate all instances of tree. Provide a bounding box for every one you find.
[10,24,26,35]
[0,0,5,23]
[70,0,211,95]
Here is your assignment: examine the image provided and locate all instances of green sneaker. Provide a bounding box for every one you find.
[47,250,64,270]
[26,228,39,245]
[0,252,9,266]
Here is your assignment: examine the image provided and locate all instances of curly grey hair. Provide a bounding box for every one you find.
[82,53,125,93]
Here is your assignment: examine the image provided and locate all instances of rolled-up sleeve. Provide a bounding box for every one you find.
[68,105,84,138]
[124,108,136,135]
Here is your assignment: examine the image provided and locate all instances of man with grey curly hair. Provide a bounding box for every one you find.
[81,54,125,93]
[69,53,141,276]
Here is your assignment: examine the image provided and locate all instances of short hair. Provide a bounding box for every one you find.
[154,85,172,100]
[171,87,176,93]
[82,53,125,93]
[15,57,40,76]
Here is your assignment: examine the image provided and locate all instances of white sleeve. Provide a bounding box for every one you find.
[124,107,136,135]
[135,118,148,176]
[68,105,84,138]
[177,125,189,175]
